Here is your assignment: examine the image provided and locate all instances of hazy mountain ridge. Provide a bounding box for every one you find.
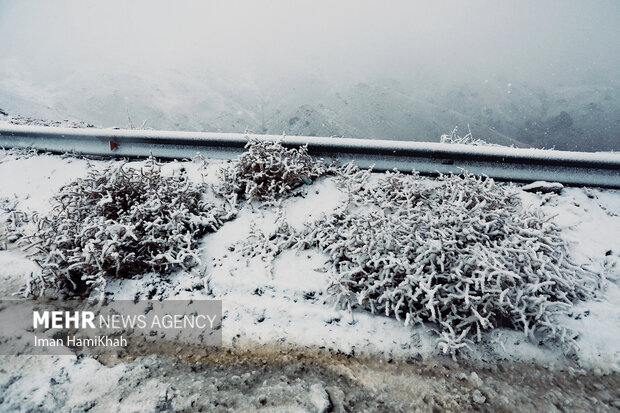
[1,68,618,151]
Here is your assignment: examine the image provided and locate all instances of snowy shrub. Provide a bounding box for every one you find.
[4,114,95,129]
[0,197,25,250]
[0,147,40,163]
[19,157,227,297]
[243,166,600,356]
[216,138,328,204]
[440,126,495,146]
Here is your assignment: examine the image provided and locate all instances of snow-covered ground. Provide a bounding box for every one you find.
[0,149,619,411]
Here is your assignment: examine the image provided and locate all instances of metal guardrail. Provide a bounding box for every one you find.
[1,124,619,188]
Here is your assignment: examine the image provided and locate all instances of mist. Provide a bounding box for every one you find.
[1,0,619,150]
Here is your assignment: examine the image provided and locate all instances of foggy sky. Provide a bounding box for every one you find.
[1,0,618,87]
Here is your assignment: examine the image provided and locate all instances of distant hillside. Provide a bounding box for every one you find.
[1,68,618,151]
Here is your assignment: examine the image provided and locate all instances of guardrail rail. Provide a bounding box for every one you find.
[1,124,619,188]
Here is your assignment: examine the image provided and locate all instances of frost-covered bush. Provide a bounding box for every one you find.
[440,126,495,146]
[0,147,40,163]
[3,114,95,128]
[243,166,600,356]
[216,138,327,204]
[20,157,226,297]
[0,197,24,250]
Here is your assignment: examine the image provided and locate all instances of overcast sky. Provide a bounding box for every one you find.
[1,0,619,88]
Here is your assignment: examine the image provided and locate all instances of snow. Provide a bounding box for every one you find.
[0,150,619,411]
[0,153,91,214]
[522,181,564,194]
[1,151,619,374]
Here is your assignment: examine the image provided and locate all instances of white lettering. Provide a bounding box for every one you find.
[33,311,49,328]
